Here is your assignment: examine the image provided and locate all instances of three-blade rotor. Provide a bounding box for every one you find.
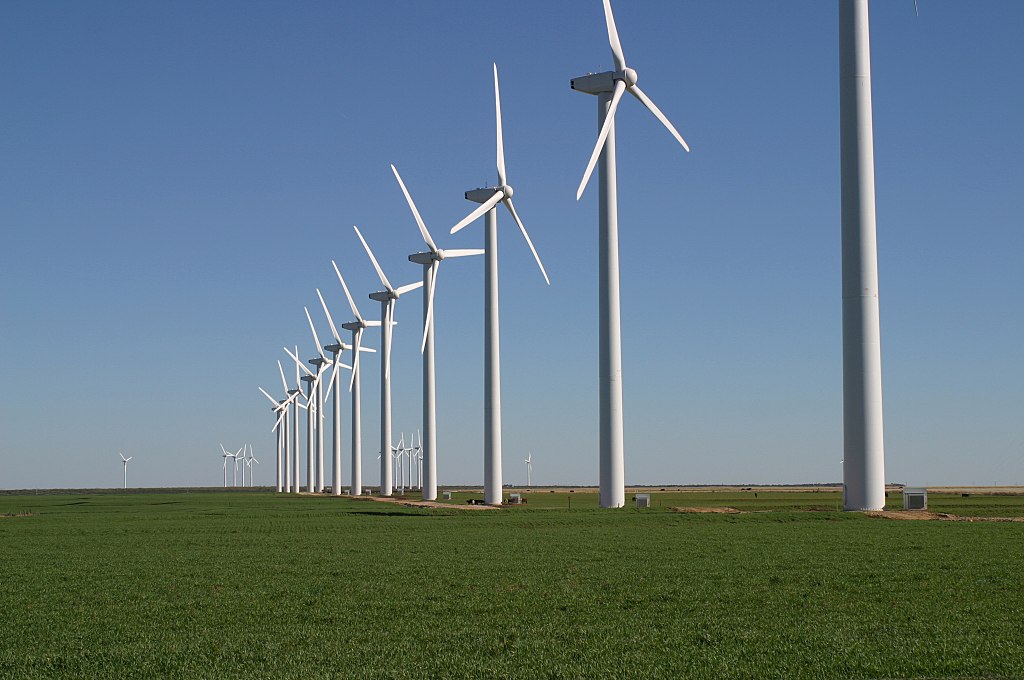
[576,0,690,201]
[353,225,423,380]
[392,163,484,352]
[331,259,379,392]
[449,63,550,287]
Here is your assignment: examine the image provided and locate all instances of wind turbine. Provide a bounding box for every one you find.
[277,357,304,494]
[353,224,424,498]
[247,446,259,487]
[571,0,690,508]
[332,259,380,497]
[285,345,321,494]
[231,446,243,487]
[258,383,295,493]
[119,452,133,489]
[219,444,233,488]
[394,164,483,501]
[449,63,550,506]
[316,288,356,496]
[305,306,337,493]
[282,346,307,493]
[524,452,532,488]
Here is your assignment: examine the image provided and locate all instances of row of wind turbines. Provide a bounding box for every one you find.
[254,0,890,510]
[218,444,259,488]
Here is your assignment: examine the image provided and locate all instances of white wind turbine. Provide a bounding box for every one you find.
[279,357,304,493]
[572,0,690,508]
[219,444,233,488]
[282,346,307,493]
[305,306,338,493]
[244,444,258,485]
[257,385,293,493]
[449,63,550,506]
[119,452,133,489]
[394,164,483,501]
[524,452,532,488]
[332,260,380,497]
[316,288,358,496]
[353,225,424,498]
[285,345,322,494]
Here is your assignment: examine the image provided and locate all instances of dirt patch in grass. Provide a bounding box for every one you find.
[866,510,1024,523]
[352,495,500,511]
[669,506,745,514]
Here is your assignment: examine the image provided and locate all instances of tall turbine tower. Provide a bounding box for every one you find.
[840,0,885,510]
[571,0,690,508]
[316,288,355,496]
[332,260,380,497]
[353,225,424,497]
[449,64,550,506]
[119,452,133,489]
[394,164,483,501]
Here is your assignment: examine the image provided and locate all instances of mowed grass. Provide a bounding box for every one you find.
[2,492,1023,679]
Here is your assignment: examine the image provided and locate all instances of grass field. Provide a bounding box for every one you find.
[2,490,1023,678]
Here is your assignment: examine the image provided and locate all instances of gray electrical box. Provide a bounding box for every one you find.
[635,493,651,508]
[903,487,927,510]
[443,491,452,500]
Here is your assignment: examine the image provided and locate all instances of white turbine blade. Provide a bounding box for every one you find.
[120,452,127,461]
[441,249,484,258]
[493,63,506,187]
[316,289,342,344]
[126,457,133,462]
[258,386,279,407]
[278,360,289,394]
[272,408,286,433]
[628,84,690,153]
[353,225,394,292]
[603,0,627,71]
[332,260,363,322]
[421,260,438,354]
[324,360,340,403]
[305,307,326,359]
[349,329,363,392]
[358,345,376,353]
[577,79,626,201]
[503,197,550,285]
[391,164,437,252]
[450,191,503,235]
[294,346,300,386]
[395,280,423,296]
[283,347,316,377]
[914,0,919,16]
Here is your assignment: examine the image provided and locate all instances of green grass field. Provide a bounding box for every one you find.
[2,491,1023,678]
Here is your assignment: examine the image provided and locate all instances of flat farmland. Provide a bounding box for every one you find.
[2,491,1023,678]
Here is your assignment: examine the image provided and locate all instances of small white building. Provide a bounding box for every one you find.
[635,493,651,509]
[903,487,928,510]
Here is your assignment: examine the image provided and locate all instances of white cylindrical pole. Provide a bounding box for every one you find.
[316,377,325,493]
[306,382,314,493]
[484,207,503,506]
[332,350,343,496]
[380,300,393,497]
[598,91,626,508]
[840,0,885,511]
[276,410,283,493]
[124,464,127,489]
[351,330,363,496]
[421,263,438,500]
[291,398,299,493]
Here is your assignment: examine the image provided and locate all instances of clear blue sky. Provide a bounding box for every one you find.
[2,1,1021,489]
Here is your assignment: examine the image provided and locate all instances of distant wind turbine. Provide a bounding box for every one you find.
[119,452,133,489]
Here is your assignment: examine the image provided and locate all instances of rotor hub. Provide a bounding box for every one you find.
[501,184,514,198]
[621,68,638,87]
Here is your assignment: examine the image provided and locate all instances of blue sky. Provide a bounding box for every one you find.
[1,1,1021,489]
